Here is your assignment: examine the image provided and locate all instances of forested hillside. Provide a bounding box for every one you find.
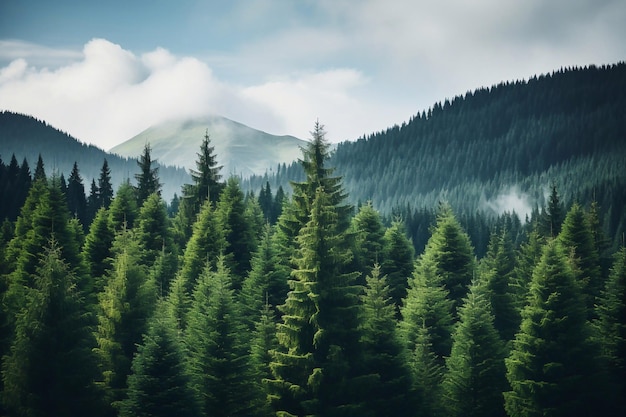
[244,63,626,252]
[0,122,624,417]
[0,111,190,200]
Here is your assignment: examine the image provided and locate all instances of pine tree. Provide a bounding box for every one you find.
[82,206,115,292]
[594,246,626,416]
[135,192,173,265]
[558,202,602,317]
[510,225,544,313]
[98,158,114,209]
[250,302,279,417]
[268,187,368,417]
[185,258,255,417]
[109,181,138,231]
[2,239,103,417]
[359,264,413,417]
[351,202,386,284]
[217,176,257,288]
[94,229,157,412]
[540,182,564,238]
[441,279,507,417]
[87,178,100,225]
[190,129,223,206]
[33,154,46,181]
[381,219,415,309]
[66,161,88,228]
[134,143,161,207]
[504,241,602,417]
[410,324,444,417]
[420,203,476,316]
[120,301,201,417]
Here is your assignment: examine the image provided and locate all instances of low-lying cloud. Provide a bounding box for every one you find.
[481,186,533,220]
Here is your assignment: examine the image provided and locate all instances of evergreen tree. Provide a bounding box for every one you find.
[268,187,368,417]
[351,202,386,284]
[185,258,255,417]
[134,143,161,207]
[94,229,157,412]
[540,182,564,238]
[2,239,102,417]
[558,202,602,317]
[87,178,100,225]
[420,203,476,316]
[359,264,413,417]
[510,225,544,313]
[249,302,279,417]
[481,228,519,342]
[190,129,223,206]
[82,206,115,292]
[217,176,257,288]
[410,324,444,417]
[108,181,138,231]
[259,181,274,221]
[441,280,507,417]
[594,246,626,416]
[273,185,286,224]
[98,158,114,209]
[66,161,88,227]
[120,301,200,417]
[381,219,415,309]
[239,224,289,333]
[504,241,602,417]
[135,192,173,265]
[33,154,46,182]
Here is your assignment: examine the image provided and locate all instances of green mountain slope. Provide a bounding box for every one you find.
[0,111,190,200]
[110,116,307,178]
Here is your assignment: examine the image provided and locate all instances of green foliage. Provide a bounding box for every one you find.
[82,206,115,291]
[135,192,173,265]
[189,129,223,206]
[134,143,161,207]
[120,301,201,417]
[441,280,507,417]
[504,241,602,417]
[2,239,102,417]
[184,258,255,417]
[381,219,415,309]
[351,202,386,284]
[108,181,138,231]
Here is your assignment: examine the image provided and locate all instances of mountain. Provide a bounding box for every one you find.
[244,63,626,248]
[0,111,190,201]
[110,116,307,178]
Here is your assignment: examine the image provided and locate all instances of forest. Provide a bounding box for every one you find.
[0,118,624,417]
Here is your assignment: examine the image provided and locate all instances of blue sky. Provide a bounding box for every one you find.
[1,0,625,150]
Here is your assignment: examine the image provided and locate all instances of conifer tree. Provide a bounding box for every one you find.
[134,143,161,207]
[504,241,602,417]
[351,202,386,284]
[185,258,255,417]
[249,302,279,417]
[109,181,138,231]
[94,229,157,412]
[441,280,507,417]
[381,219,415,309]
[510,225,544,312]
[191,129,223,206]
[540,182,564,238]
[239,224,289,333]
[135,192,173,265]
[595,246,626,416]
[87,178,100,225]
[558,202,602,317]
[66,161,88,227]
[98,158,114,209]
[359,264,413,417]
[33,154,46,181]
[268,187,368,417]
[481,228,519,342]
[177,199,225,297]
[420,203,476,316]
[2,239,102,417]
[82,206,115,292]
[410,324,444,417]
[120,301,200,417]
[217,176,257,288]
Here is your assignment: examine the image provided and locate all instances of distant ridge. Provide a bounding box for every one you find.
[0,111,190,200]
[110,115,307,178]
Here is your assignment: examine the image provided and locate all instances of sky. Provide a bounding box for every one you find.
[0,0,625,151]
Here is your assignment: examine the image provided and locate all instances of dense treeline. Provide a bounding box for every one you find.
[244,63,626,253]
[0,111,190,201]
[0,121,624,417]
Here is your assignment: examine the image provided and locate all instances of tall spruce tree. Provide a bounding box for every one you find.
[66,161,88,227]
[504,241,602,417]
[249,301,280,417]
[98,158,114,209]
[359,264,413,417]
[190,129,223,206]
[381,219,415,309]
[109,181,138,231]
[82,206,115,292]
[2,239,103,417]
[351,202,386,284]
[120,301,200,417]
[184,258,254,417]
[594,246,626,416]
[134,143,161,207]
[441,279,507,417]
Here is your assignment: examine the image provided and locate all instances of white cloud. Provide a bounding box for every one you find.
[481,186,533,219]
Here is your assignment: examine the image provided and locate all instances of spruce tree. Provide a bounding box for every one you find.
[98,158,114,209]
[109,181,138,231]
[351,202,386,284]
[250,302,279,417]
[441,280,507,417]
[82,206,115,292]
[359,264,413,417]
[134,143,161,207]
[595,246,626,416]
[190,129,223,206]
[2,239,102,417]
[540,182,564,238]
[558,202,602,317]
[420,203,476,316]
[184,258,254,417]
[135,192,173,265]
[504,241,602,417]
[33,154,46,181]
[410,324,444,417]
[381,219,415,309]
[120,301,200,417]
[66,161,88,228]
